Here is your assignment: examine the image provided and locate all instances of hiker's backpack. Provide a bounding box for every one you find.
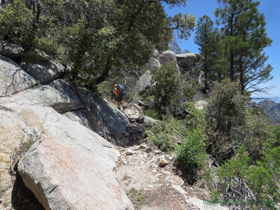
[119,84,126,96]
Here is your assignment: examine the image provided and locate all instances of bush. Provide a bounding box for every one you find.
[149,62,198,118]
[205,79,248,162]
[216,145,279,209]
[144,109,158,118]
[176,126,207,170]
[146,117,188,151]
[184,102,206,130]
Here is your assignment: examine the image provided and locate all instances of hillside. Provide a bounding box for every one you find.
[257,99,280,123]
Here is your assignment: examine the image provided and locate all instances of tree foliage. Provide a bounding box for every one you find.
[194,15,226,92]
[215,0,273,94]
[0,0,196,89]
[149,62,198,118]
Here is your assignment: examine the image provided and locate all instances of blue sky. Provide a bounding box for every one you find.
[164,0,280,100]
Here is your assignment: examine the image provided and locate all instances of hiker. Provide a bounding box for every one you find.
[113,84,124,110]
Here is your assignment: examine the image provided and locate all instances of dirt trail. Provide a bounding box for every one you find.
[112,102,228,210]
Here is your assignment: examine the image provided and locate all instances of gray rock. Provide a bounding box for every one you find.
[144,115,158,124]
[77,89,130,138]
[138,101,145,106]
[0,41,24,58]
[25,49,53,61]
[18,137,134,210]
[145,57,161,71]
[195,100,208,110]
[176,53,197,69]
[153,49,160,59]
[0,55,36,97]
[159,157,168,167]
[158,51,176,65]
[0,90,125,209]
[1,79,82,110]
[126,149,134,155]
[134,70,152,93]
[21,60,67,84]
[158,51,179,72]
[137,116,145,124]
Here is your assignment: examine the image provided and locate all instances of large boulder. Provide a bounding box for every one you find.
[75,88,130,138]
[176,53,197,70]
[0,55,36,97]
[2,79,83,111]
[158,51,179,72]
[153,49,160,59]
[0,93,131,209]
[25,49,53,61]
[0,42,24,58]
[21,60,67,85]
[134,70,153,93]
[145,57,161,71]
[18,137,134,210]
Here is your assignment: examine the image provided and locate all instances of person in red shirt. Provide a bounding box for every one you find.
[113,84,123,110]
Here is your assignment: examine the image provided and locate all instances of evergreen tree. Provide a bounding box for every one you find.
[0,0,196,89]
[194,15,224,92]
[215,0,273,94]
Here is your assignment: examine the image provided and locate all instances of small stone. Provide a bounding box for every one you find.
[140,144,148,149]
[148,185,153,188]
[122,159,128,164]
[133,145,140,150]
[154,150,161,154]
[162,171,171,175]
[138,101,145,106]
[168,156,173,160]
[159,157,168,167]
[130,118,136,123]
[126,149,134,155]
[125,132,129,137]
[152,169,157,173]
[171,176,184,186]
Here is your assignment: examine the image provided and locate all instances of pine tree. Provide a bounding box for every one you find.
[194,15,222,92]
[215,0,273,94]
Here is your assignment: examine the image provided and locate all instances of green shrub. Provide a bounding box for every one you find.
[205,79,248,162]
[184,102,206,130]
[176,126,207,170]
[144,109,158,118]
[146,117,188,151]
[216,145,279,209]
[127,188,145,207]
[149,62,198,118]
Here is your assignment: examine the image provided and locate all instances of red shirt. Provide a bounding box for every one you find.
[116,88,120,96]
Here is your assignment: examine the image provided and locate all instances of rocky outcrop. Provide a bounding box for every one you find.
[176,53,197,72]
[75,88,130,137]
[134,70,153,93]
[158,51,179,72]
[137,115,158,124]
[18,137,134,210]
[0,55,36,96]
[145,58,161,71]
[0,42,24,58]
[0,89,132,208]
[0,56,131,208]
[20,60,67,85]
